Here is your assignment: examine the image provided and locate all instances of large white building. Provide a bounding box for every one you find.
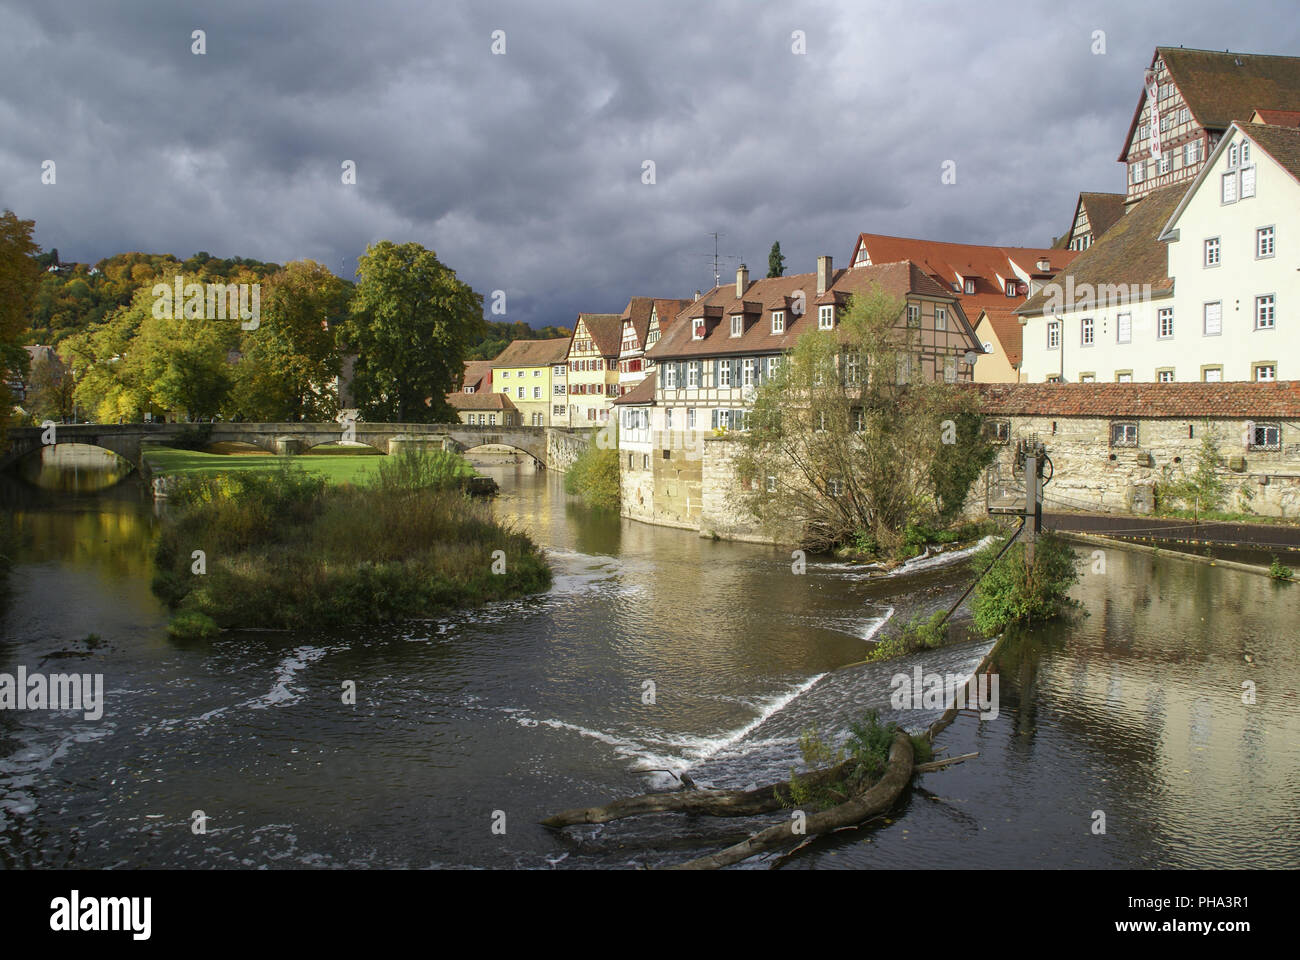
[1019,122,1300,383]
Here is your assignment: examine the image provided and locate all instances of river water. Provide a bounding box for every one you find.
[1,456,1297,869]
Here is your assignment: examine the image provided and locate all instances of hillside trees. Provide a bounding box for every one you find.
[0,211,41,440]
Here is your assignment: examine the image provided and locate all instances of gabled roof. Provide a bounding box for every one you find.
[613,371,657,405]
[1119,47,1300,160]
[1252,108,1300,126]
[1160,122,1300,239]
[975,305,1026,368]
[1077,192,1126,240]
[971,381,1300,418]
[620,296,692,348]
[646,260,980,361]
[1018,184,1185,318]
[447,390,519,411]
[490,337,570,367]
[573,314,623,357]
[652,298,692,331]
[462,360,493,391]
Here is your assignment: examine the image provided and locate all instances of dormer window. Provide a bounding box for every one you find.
[1005,280,1017,297]
[963,279,976,295]
[854,246,869,264]
[771,310,785,334]
[730,314,743,337]
[818,305,834,330]
[692,318,705,340]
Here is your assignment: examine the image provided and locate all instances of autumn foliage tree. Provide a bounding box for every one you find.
[0,211,41,440]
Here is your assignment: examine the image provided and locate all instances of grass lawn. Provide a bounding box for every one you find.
[143,445,387,485]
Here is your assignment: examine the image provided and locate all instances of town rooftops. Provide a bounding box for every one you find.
[975,305,1027,368]
[972,381,1300,419]
[490,337,570,367]
[1017,183,1185,318]
[1076,192,1126,240]
[1252,108,1300,127]
[1119,47,1300,160]
[612,371,657,405]
[461,360,493,391]
[646,259,975,361]
[1235,121,1300,182]
[446,390,519,411]
[619,297,692,347]
[574,314,624,356]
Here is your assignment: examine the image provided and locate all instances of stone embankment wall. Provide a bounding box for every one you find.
[546,427,593,473]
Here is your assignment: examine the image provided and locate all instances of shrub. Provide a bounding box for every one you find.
[865,610,948,662]
[970,531,1080,637]
[565,440,620,510]
[780,711,903,810]
[167,610,220,640]
[1269,557,1294,581]
[375,447,474,492]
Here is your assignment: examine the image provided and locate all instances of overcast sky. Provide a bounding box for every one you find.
[2,0,1297,330]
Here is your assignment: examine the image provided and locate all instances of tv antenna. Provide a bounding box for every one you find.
[701,232,741,289]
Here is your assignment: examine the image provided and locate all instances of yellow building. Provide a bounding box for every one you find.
[490,338,570,427]
[565,313,623,425]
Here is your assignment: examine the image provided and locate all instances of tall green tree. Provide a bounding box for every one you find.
[767,241,786,279]
[0,210,41,440]
[230,260,350,421]
[346,241,484,422]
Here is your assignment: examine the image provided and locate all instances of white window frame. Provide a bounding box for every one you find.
[1222,171,1238,204]
[1157,307,1174,340]
[1254,364,1276,383]
[1081,317,1094,346]
[730,314,743,337]
[692,318,705,340]
[1203,301,1222,336]
[1047,321,1061,349]
[1257,226,1275,259]
[818,305,834,330]
[1110,422,1138,447]
[936,307,947,331]
[718,359,731,388]
[1204,237,1220,267]
[771,310,784,334]
[1255,295,1276,330]
[686,361,700,388]
[1250,422,1281,450]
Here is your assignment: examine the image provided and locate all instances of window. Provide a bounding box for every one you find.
[1157,369,1175,383]
[554,383,566,395]
[692,318,704,340]
[1257,226,1275,258]
[1047,321,1061,349]
[771,310,784,334]
[1159,154,1171,175]
[664,363,677,388]
[1117,313,1132,343]
[687,408,696,429]
[1006,280,1017,297]
[1204,237,1220,266]
[534,369,541,376]
[687,361,700,388]
[765,475,777,493]
[553,365,565,376]
[501,371,509,378]
[1250,422,1281,450]
[1132,161,1144,184]
[1254,363,1276,382]
[767,356,781,379]
[1117,372,1133,383]
[665,408,673,428]
[986,419,1011,444]
[1081,317,1095,345]
[1157,307,1174,339]
[1180,108,1189,124]
[1202,367,1222,382]
[1229,143,1239,166]
[1203,301,1222,336]
[1256,295,1275,330]
[464,386,475,393]
[1222,172,1238,204]
[944,357,957,383]
[964,279,976,294]
[742,358,756,386]
[730,315,742,337]
[852,407,865,432]
[517,386,524,398]
[935,307,947,331]
[1080,373,1096,383]
[826,478,843,497]
[1184,141,1199,165]
[844,352,860,385]
[1046,375,1062,384]
[529,386,538,398]
[818,305,834,330]
[717,359,731,388]
[1241,165,1256,198]
[1110,422,1138,447]
[553,404,565,416]
[906,304,920,326]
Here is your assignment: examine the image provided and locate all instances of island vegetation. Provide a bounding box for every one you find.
[152,450,550,638]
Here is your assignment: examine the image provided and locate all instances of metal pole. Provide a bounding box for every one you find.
[1024,443,1040,566]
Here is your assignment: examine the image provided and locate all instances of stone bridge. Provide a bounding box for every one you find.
[0,421,581,473]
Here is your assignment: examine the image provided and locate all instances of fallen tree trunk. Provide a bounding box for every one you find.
[541,757,861,828]
[667,732,914,870]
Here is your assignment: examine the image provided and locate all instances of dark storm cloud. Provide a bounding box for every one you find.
[1,0,1297,330]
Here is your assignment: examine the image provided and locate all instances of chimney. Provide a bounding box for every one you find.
[816,255,832,296]
[694,290,702,302]
[736,264,749,298]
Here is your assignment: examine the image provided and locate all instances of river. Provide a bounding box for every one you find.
[1,455,1297,869]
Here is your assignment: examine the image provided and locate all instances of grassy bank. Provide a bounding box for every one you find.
[152,453,549,635]
[143,444,473,486]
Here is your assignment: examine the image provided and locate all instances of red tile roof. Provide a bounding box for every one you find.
[490,338,570,367]
[646,260,979,361]
[975,305,1026,368]
[970,381,1300,418]
[446,390,519,411]
[575,314,623,357]
[1253,108,1300,127]
[461,360,493,391]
